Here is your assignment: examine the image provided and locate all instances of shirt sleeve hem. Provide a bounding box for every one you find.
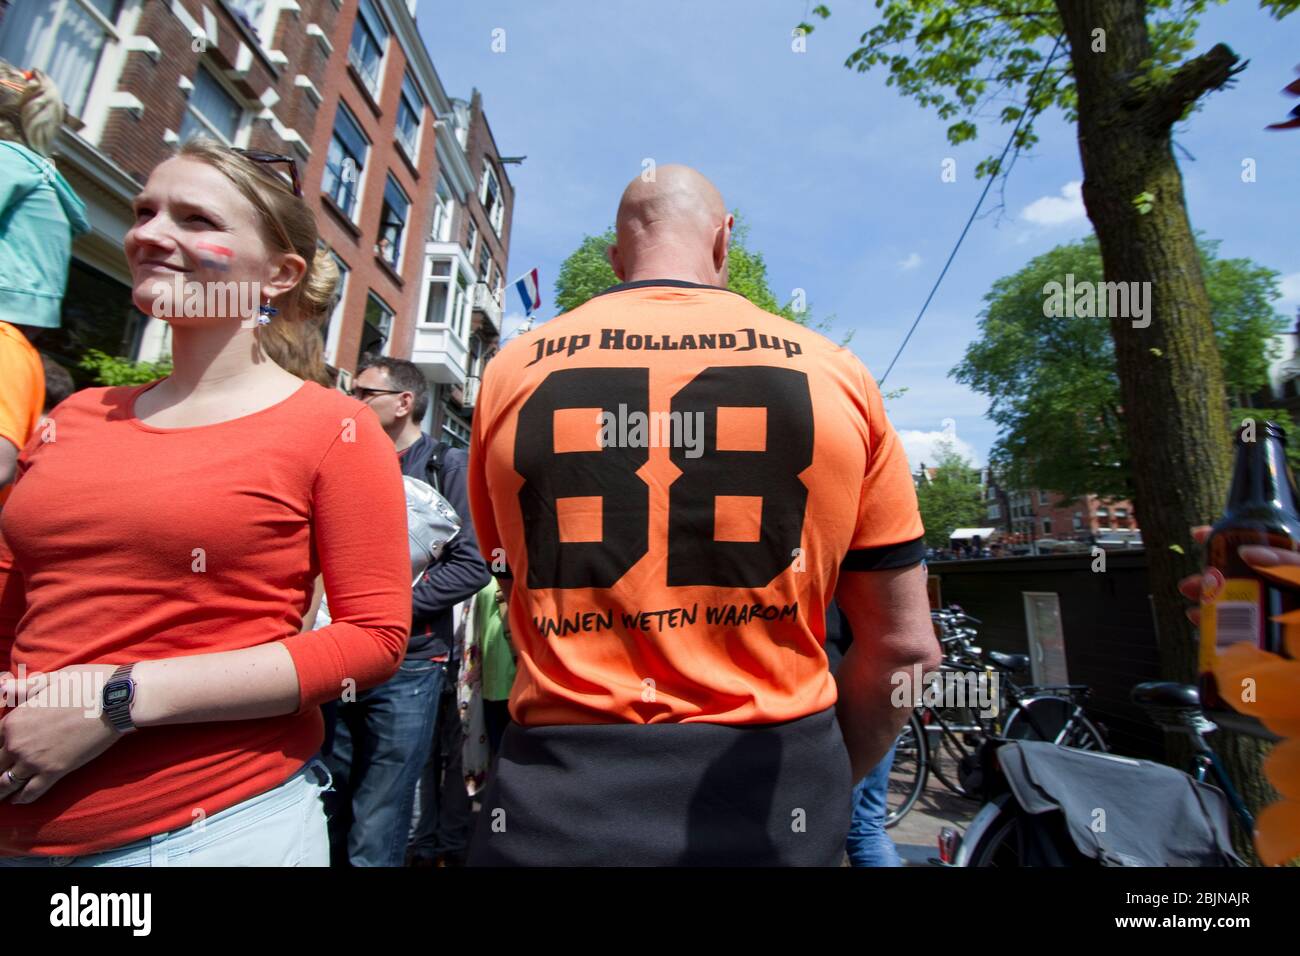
[841,536,926,572]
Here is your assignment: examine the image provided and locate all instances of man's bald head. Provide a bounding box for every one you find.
[607,165,733,286]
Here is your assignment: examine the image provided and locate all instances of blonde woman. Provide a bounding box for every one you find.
[0,138,411,866]
[0,63,88,505]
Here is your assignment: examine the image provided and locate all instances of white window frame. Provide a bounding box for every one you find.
[479,158,504,235]
[323,249,349,364]
[395,71,423,160]
[323,101,370,222]
[465,219,478,261]
[360,291,395,362]
[377,174,410,271]
[1,0,123,121]
[420,258,456,327]
[347,0,388,98]
[431,177,454,242]
[179,61,248,146]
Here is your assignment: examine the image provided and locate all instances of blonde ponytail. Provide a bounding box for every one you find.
[0,63,64,156]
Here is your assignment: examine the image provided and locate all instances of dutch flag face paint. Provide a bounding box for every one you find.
[196,241,234,272]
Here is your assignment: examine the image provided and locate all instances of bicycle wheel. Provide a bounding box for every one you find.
[966,799,1026,867]
[1003,696,1106,751]
[929,715,979,798]
[885,710,928,828]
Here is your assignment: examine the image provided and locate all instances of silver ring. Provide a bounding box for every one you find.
[4,770,30,788]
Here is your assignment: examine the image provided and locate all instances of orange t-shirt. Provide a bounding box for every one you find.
[468,279,924,727]
[0,322,45,507]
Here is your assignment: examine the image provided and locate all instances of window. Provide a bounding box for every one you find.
[478,242,492,284]
[441,406,470,449]
[323,103,368,220]
[357,292,393,365]
[377,175,409,269]
[1073,512,1083,531]
[324,250,348,347]
[0,0,122,119]
[1096,507,1109,517]
[1041,518,1052,535]
[227,0,267,34]
[480,159,504,234]
[1115,508,1128,518]
[465,220,478,260]
[988,503,1001,519]
[452,270,468,337]
[1039,490,1051,505]
[424,260,453,325]
[347,0,388,95]
[179,64,242,144]
[395,72,423,158]
[431,177,454,242]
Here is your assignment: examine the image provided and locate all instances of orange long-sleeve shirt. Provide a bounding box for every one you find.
[0,379,411,856]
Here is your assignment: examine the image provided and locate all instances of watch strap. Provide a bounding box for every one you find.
[103,663,137,734]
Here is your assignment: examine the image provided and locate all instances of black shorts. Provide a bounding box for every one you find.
[468,705,852,866]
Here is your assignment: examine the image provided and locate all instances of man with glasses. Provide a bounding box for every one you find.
[321,356,491,866]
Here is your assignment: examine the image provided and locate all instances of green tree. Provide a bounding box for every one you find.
[553,214,830,329]
[807,1,1298,850]
[77,349,173,386]
[952,236,1290,503]
[916,443,987,547]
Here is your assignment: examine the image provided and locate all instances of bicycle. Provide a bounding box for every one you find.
[948,681,1251,866]
[884,610,1107,826]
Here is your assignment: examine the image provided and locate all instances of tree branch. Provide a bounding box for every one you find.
[1129,43,1247,130]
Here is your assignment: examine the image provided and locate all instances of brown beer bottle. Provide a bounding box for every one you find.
[1199,420,1300,710]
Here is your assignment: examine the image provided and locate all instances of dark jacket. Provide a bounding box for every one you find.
[398,434,491,660]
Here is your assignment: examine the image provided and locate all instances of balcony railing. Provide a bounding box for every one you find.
[471,281,502,330]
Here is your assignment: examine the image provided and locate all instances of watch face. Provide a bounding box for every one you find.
[105,683,132,706]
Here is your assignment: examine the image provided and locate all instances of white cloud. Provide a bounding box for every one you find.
[898,429,982,473]
[1279,271,1300,305]
[500,311,538,342]
[1021,180,1086,226]
[899,252,922,270]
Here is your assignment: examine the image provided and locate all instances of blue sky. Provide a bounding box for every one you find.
[418,1,1300,472]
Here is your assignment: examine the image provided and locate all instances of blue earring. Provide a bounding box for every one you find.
[257,302,278,326]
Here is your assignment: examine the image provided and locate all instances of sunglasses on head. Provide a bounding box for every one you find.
[233,147,302,198]
[0,70,34,94]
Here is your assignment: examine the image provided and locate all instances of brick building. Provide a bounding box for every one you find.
[986,479,1140,551]
[0,0,514,445]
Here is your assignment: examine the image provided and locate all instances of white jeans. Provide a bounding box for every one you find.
[0,759,333,867]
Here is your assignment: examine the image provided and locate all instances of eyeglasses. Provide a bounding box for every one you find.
[234,148,302,198]
[350,386,406,401]
[0,70,34,94]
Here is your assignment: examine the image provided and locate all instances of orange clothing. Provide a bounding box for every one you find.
[0,322,45,507]
[0,380,411,856]
[468,279,924,727]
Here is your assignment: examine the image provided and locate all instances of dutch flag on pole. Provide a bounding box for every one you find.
[514,268,541,315]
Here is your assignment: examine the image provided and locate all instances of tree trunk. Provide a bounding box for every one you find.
[1056,0,1272,857]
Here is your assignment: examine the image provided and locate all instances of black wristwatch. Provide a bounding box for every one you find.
[102,663,137,734]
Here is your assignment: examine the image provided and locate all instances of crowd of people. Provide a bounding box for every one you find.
[0,63,940,867]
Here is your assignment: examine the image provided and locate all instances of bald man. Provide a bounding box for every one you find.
[467,165,939,866]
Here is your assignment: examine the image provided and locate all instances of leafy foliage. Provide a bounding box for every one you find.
[953,236,1288,501]
[808,1,1252,181]
[916,442,987,546]
[77,349,173,386]
[553,213,830,330]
